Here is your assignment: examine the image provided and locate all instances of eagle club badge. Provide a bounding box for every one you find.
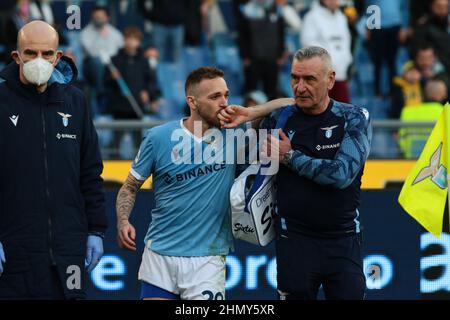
[412,143,447,189]
[320,125,338,139]
[57,112,72,127]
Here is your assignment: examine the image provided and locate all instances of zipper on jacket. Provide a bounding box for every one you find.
[41,106,56,266]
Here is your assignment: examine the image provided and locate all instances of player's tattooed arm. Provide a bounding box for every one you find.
[116,174,144,229]
[116,174,145,251]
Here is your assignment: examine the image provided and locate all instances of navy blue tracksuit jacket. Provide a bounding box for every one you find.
[0,56,107,299]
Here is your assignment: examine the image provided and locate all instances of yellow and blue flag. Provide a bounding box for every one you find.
[398,103,450,237]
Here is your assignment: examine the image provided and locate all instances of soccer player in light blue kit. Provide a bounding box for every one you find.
[116,67,292,300]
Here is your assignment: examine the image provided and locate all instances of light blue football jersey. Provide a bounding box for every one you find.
[131,119,247,256]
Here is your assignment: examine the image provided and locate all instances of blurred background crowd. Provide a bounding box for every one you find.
[0,0,448,160]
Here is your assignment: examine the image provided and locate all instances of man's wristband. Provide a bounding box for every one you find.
[281,149,295,167]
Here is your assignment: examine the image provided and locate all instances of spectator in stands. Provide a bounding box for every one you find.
[414,45,447,82]
[390,44,450,118]
[205,0,229,37]
[2,0,36,64]
[185,0,214,47]
[410,0,450,80]
[413,44,450,94]
[301,0,352,103]
[3,0,67,61]
[390,61,423,119]
[144,46,159,72]
[28,0,54,25]
[80,5,124,116]
[237,0,286,100]
[108,0,145,32]
[290,0,315,13]
[342,2,360,55]
[143,44,162,114]
[138,0,187,63]
[29,0,68,46]
[277,0,302,32]
[399,79,447,159]
[106,26,159,119]
[364,0,410,96]
[426,79,448,106]
[0,1,19,64]
[105,26,160,155]
[409,0,431,27]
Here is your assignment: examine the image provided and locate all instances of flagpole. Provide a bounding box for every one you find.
[445,103,450,234]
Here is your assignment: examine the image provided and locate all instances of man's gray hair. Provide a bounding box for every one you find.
[293,46,333,72]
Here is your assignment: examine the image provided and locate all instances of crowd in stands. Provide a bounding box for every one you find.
[0,0,449,159]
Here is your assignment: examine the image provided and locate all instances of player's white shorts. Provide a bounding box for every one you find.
[138,241,226,300]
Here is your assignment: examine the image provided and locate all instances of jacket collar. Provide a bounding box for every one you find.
[0,55,78,103]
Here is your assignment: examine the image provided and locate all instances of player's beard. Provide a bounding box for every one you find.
[197,103,221,128]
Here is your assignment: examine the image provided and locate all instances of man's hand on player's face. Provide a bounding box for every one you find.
[218,105,250,128]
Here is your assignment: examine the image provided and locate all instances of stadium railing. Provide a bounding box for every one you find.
[93,119,437,160]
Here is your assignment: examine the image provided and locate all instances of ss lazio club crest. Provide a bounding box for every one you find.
[172,148,180,161]
[412,143,447,189]
[57,112,72,127]
[204,138,218,152]
[320,125,338,139]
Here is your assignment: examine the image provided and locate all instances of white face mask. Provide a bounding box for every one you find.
[148,57,158,69]
[21,56,55,86]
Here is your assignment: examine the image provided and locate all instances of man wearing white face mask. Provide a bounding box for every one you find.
[0,20,107,299]
[16,48,56,87]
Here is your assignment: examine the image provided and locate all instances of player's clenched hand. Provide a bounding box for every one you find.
[218,105,250,128]
[261,134,279,162]
[261,129,292,162]
[117,220,136,251]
